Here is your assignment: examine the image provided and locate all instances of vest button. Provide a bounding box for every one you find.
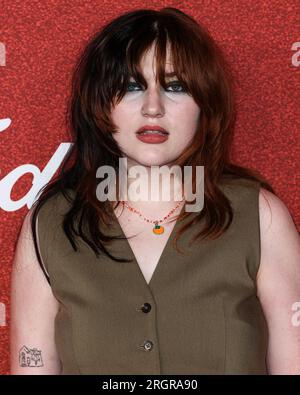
[141,302,151,313]
[142,340,153,351]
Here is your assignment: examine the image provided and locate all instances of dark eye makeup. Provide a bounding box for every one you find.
[126,80,186,93]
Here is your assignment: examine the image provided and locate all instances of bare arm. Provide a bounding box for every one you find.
[10,208,62,374]
[257,188,300,374]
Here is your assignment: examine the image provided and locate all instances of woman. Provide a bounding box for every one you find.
[10,7,300,374]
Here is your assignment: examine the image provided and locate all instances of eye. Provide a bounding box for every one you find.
[125,80,186,93]
[166,81,185,93]
[126,82,143,92]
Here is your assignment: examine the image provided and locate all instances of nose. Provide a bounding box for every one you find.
[141,86,165,118]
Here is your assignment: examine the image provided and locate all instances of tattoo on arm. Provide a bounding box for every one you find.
[19,345,44,367]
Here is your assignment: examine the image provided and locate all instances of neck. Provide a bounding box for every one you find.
[117,156,184,204]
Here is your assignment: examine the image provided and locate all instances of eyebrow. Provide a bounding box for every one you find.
[128,71,178,81]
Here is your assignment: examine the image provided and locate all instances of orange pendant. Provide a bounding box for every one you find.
[153,222,164,235]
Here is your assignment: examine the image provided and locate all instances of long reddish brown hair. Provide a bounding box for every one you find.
[31,7,275,278]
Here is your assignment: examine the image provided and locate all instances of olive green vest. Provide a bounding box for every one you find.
[36,178,268,374]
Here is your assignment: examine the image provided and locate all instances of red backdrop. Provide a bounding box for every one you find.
[0,0,299,375]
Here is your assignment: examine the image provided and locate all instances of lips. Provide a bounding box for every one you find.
[136,132,169,144]
[136,125,169,135]
[135,125,169,144]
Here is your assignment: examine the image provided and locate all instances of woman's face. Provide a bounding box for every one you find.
[110,43,201,168]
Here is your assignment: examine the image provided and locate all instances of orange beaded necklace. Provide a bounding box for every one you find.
[121,198,185,235]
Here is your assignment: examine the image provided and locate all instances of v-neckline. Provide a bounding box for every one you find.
[111,202,187,290]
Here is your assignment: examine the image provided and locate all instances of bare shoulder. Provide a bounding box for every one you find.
[13,207,36,272]
[258,187,296,233]
[257,187,300,283]
[259,188,300,263]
